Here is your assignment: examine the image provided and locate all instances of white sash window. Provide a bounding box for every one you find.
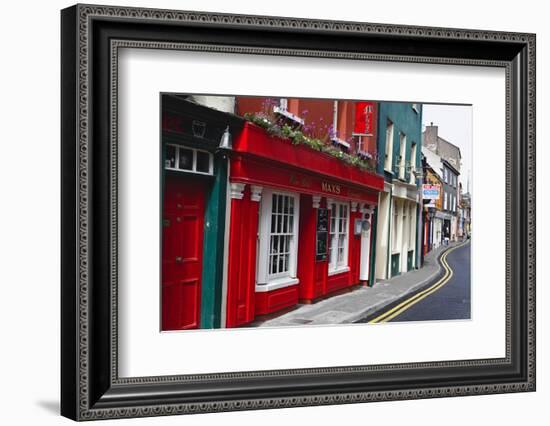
[328,201,350,274]
[257,190,300,291]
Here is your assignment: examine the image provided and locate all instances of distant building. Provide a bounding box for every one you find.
[421,152,444,254]
[422,123,461,244]
[441,159,460,242]
[460,190,472,239]
[423,123,461,172]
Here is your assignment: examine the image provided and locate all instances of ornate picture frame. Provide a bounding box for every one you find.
[61,4,535,421]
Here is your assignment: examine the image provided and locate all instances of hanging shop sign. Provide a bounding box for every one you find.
[422,184,441,200]
[353,101,377,135]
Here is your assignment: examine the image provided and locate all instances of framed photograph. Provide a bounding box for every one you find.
[61,4,536,421]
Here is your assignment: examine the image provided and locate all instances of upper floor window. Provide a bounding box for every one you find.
[409,142,417,184]
[164,144,213,175]
[384,120,394,172]
[273,98,305,126]
[398,132,406,180]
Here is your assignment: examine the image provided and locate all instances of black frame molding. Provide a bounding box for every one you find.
[61,4,536,421]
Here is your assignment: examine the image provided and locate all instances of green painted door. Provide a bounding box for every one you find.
[407,250,414,272]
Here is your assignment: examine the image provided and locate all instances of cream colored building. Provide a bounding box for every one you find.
[375,181,419,280]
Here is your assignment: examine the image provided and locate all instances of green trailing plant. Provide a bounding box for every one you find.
[243,112,375,172]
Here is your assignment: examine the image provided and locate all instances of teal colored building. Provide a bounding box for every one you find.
[372,102,423,281]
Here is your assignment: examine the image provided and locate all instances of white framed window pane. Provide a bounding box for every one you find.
[329,202,349,271]
[266,192,297,278]
[330,234,337,266]
[385,120,394,171]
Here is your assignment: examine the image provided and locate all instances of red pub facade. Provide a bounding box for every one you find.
[224,98,384,327]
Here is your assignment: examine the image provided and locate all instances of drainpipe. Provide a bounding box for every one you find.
[386,187,393,279]
[333,100,338,131]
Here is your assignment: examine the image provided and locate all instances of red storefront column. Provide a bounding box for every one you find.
[349,202,362,286]
[225,183,260,328]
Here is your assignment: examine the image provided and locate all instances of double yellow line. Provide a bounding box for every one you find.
[369,241,469,324]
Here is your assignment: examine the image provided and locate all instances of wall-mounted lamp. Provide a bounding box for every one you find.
[218,126,232,151]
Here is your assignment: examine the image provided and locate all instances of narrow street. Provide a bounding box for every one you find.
[359,240,471,323]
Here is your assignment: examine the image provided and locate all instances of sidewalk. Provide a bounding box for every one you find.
[252,242,461,328]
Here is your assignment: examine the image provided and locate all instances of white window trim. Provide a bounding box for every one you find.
[256,189,300,291]
[409,143,417,184]
[331,137,351,149]
[255,277,299,292]
[384,120,394,172]
[328,265,351,277]
[273,98,305,126]
[328,200,350,273]
[164,144,214,176]
[398,133,407,180]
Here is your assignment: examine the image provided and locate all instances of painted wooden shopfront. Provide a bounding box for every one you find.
[225,122,384,327]
[161,95,243,331]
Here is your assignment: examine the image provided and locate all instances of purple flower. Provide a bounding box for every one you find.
[328,124,337,139]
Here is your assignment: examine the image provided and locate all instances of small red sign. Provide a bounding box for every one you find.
[354,101,376,135]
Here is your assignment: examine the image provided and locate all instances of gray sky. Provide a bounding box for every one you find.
[422,104,473,193]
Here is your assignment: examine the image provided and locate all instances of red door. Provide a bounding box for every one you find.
[162,175,206,331]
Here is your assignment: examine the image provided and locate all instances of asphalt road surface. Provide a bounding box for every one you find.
[388,240,471,322]
[355,241,471,324]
